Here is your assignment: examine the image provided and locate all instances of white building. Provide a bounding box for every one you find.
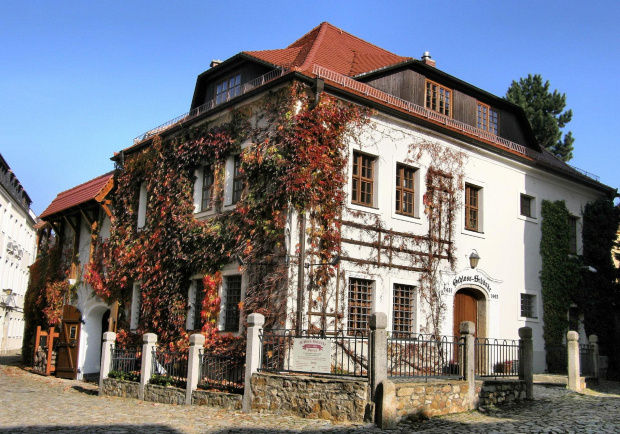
[0,153,37,352]
[91,23,617,375]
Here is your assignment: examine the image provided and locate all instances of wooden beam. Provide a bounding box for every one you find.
[80,209,96,226]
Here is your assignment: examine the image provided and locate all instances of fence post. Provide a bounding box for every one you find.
[185,333,205,405]
[242,313,265,413]
[589,334,599,380]
[98,331,116,396]
[518,327,533,399]
[459,321,476,409]
[369,312,387,413]
[567,330,582,392]
[139,333,158,401]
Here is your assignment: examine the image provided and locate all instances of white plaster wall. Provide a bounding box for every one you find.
[286,114,606,374]
[0,187,36,352]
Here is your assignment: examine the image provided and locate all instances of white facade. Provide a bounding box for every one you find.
[0,156,37,352]
[279,114,607,374]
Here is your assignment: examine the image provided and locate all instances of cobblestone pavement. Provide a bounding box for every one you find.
[1,355,620,433]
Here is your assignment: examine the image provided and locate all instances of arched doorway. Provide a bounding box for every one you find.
[453,288,487,338]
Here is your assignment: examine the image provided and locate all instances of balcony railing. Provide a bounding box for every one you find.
[133,67,287,144]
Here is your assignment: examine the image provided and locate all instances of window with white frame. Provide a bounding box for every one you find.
[223,275,242,332]
[201,165,215,211]
[392,283,415,337]
[464,183,482,232]
[520,293,537,319]
[351,151,376,207]
[348,278,373,336]
[130,282,141,330]
[137,182,148,230]
[520,194,535,219]
[231,156,243,205]
[395,164,416,217]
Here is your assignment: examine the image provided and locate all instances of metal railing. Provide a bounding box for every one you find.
[313,64,529,157]
[475,338,521,378]
[151,348,188,387]
[110,346,142,380]
[579,344,595,376]
[198,351,245,394]
[260,329,369,378]
[133,67,287,144]
[387,333,464,380]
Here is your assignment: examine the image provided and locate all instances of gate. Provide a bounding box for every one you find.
[33,326,59,376]
[55,305,82,379]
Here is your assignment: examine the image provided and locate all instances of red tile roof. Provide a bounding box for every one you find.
[244,22,411,77]
[39,172,114,220]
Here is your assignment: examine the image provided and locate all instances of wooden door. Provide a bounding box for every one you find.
[453,289,478,338]
[55,305,82,379]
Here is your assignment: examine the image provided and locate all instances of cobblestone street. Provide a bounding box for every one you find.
[1,355,620,433]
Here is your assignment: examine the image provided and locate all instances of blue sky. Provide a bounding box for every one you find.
[1,1,618,215]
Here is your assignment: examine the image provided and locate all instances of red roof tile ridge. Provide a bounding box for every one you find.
[297,22,330,72]
[54,171,114,197]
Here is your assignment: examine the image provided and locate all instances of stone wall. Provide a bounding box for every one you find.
[192,390,242,410]
[143,384,186,405]
[477,379,526,407]
[251,373,369,422]
[101,378,139,399]
[393,380,478,420]
[392,379,526,422]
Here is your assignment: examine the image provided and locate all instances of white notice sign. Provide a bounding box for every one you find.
[292,338,331,373]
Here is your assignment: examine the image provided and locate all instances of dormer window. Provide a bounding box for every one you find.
[425,80,451,116]
[216,74,242,104]
[477,102,499,135]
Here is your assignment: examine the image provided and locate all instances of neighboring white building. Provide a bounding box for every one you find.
[0,153,37,353]
[38,172,114,379]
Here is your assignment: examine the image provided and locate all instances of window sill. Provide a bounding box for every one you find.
[517,214,538,224]
[348,202,381,215]
[392,212,422,225]
[518,316,540,323]
[462,228,485,239]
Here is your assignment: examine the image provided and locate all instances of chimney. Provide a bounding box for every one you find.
[210,59,222,68]
[421,51,436,67]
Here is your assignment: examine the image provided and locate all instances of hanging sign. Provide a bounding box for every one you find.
[292,338,331,373]
[440,268,502,300]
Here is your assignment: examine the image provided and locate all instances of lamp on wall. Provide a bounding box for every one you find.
[468,250,481,269]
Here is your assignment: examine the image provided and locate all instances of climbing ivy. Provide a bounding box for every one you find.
[582,199,620,377]
[539,200,581,356]
[85,82,370,351]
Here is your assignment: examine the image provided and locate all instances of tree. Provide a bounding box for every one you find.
[506,74,574,162]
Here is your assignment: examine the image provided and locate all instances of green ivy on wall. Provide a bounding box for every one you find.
[539,200,581,356]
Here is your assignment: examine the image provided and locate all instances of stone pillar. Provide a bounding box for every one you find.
[369,312,388,405]
[518,327,533,399]
[377,379,397,429]
[185,333,205,405]
[459,321,476,409]
[242,313,264,413]
[139,333,158,401]
[567,330,582,392]
[589,335,599,380]
[98,331,116,396]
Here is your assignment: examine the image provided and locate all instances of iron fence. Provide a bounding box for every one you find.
[151,348,188,388]
[260,329,369,378]
[579,344,595,377]
[110,346,142,381]
[198,351,245,394]
[475,338,521,378]
[111,346,142,373]
[387,333,464,380]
